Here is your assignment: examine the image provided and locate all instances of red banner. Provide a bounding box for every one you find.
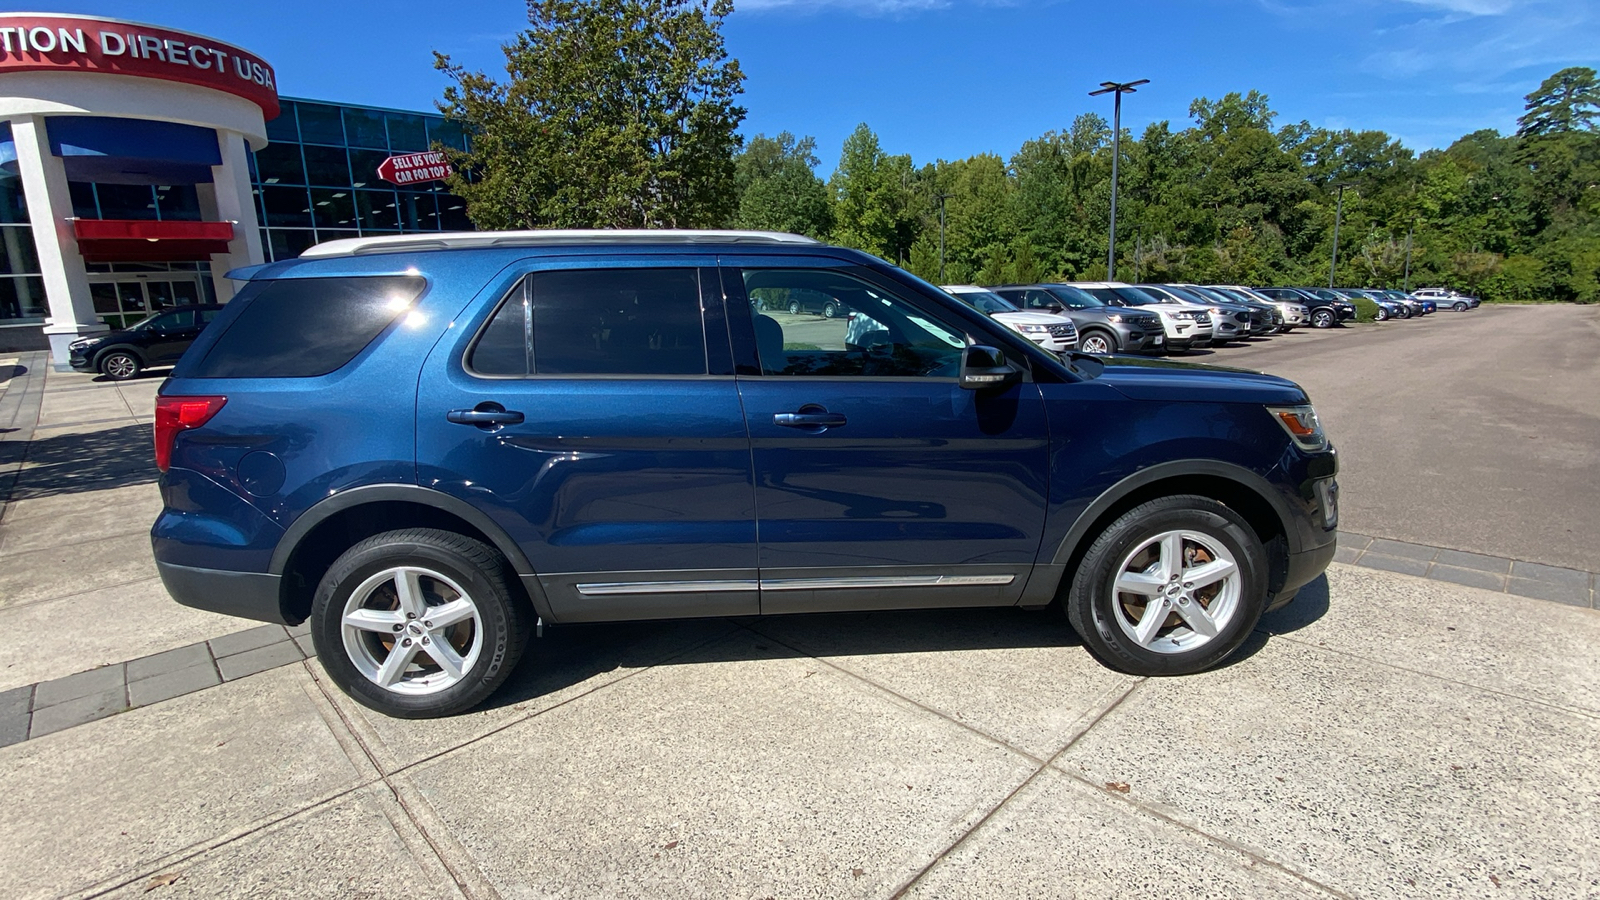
[377,150,454,186]
[0,14,278,119]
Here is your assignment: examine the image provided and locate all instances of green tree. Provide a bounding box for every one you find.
[435,0,745,229]
[734,132,832,237]
[829,124,918,262]
[1517,67,1600,136]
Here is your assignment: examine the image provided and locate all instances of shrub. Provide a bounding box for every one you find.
[1350,295,1382,322]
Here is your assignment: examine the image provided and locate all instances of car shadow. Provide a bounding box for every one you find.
[92,368,171,384]
[479,604,1089,712]
[480,580,1332,712]
[5,423,157,500]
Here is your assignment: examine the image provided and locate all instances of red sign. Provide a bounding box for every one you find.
[378,150,454,187]
[0,14,278,119]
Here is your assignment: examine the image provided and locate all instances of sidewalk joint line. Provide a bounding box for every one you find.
[888,679,1145,899]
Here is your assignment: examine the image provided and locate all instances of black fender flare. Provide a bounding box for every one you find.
[1048,459,1300,570]
[269,483,537,577]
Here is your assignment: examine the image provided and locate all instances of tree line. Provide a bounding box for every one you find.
[436,0,1600,302]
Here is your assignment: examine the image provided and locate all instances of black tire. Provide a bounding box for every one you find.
[1311,309,1335,329]
[1065,495,1269,676]
[1397,305,1412,319]
[99,350,142,381]
[787,300,801,315]
[1375,307,1390,321]
[823,301,838,318]
[310,528,532,718]
[1079,329,1116,355]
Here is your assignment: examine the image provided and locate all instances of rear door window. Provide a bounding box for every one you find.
[188,275,425,378]
[468,268,707,377]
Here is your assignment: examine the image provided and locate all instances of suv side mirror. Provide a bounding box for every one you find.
[959,344,1021,390]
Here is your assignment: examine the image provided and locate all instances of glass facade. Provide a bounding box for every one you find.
[251,98,472,261]
[0,122,48,324]
[0,99,472,327]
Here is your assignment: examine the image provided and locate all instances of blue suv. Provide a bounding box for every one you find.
[152,231,1339,718]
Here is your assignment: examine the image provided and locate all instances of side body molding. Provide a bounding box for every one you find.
[268,483,539,578]
[1044,458,1300,574]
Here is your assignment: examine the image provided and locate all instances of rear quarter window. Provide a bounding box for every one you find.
[188,275,424,378]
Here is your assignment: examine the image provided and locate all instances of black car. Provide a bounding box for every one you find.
[68,304,223,380]
[1261,288,1356,329]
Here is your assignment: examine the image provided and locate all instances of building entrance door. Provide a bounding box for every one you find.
[88,273,207,330]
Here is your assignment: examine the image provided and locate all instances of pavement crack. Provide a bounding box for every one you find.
[886,678,1145,899]
[1054,768,1355,900]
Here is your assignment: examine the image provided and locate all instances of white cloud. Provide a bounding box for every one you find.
[1397,0,1520,15]
[736,0,950,12]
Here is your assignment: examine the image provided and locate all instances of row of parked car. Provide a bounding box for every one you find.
[932,283,1481,357]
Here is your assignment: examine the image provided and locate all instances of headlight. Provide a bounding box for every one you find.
[69,339,95,351]
[1170,311,1193,320]
[1105,314,1124,323]
[1015,324,1048,334]
[1267,405,1329,452]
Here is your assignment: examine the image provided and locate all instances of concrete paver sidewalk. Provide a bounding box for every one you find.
[0,363,247,694]
[1,564,1596,899]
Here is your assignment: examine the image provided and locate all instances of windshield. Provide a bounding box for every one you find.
[1308,289,1342,302]
[1045,285,1107,309]
[1109,286,1167,305]
[1197,286,1248,304]
[126,312,163,331]
[1157,285,1214,305]
[950,290,1020,314]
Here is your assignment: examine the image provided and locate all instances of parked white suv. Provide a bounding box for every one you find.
[943,285,1078,354]
[1071,282,1214,352]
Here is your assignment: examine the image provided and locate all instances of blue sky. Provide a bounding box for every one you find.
[24,1,1600,170]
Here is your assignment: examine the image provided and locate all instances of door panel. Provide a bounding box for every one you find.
[722,264,1051,614]
[416,262,759,623]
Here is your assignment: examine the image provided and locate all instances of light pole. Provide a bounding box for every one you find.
[1402,218,1415,292]
[1090,78,1149,281]
[1327,181,1355,288]
[935,192,953,282]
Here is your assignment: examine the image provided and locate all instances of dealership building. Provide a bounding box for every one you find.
[0,12,472,362]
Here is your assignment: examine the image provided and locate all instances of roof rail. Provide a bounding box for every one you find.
[298,229,822,259]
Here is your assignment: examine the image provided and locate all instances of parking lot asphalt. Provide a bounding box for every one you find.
[1187,305,1600,573]
[3,311,1599,898]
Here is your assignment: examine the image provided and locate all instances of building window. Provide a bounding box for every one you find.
[250,99,476,260]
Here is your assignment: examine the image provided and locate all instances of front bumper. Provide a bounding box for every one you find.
[156,560,288,625]
[67,350,96,371]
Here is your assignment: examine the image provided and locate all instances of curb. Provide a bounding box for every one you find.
[1336,532,1596,609]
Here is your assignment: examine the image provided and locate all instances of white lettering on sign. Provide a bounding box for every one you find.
[0,20,275,98]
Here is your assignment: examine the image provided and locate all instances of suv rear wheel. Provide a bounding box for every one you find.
[310,528,531,718]
[1065,495,1267,676]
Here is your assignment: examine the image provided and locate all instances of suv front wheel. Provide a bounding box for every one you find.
[99,350,142,381]
[1066,495,1268,676]
[1078,329,1116,354]
[310,528,532,718]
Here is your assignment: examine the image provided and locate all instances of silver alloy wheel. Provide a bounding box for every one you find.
[1376,307,1389,321]
[340,565,484,696]
[1081,333,1112,354]
[1313,309,1334,328]
[1111,529,1241,653]
[103,354,137,379]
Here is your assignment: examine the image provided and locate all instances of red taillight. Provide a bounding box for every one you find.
[154,396,227,471]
